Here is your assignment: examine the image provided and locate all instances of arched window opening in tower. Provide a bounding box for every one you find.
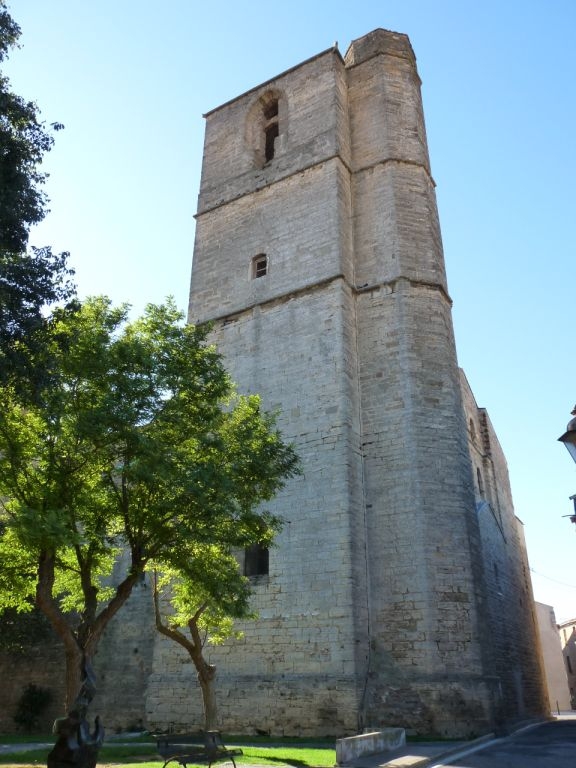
[263,98,279,162]
[263,100,278,120]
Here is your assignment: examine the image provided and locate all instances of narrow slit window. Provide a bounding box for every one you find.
[476,467,484,496]
[252,253,268,278]
[263,97,279,162]
[265,122,279,162]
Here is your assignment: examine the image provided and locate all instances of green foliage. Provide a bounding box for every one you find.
[0,295,299,700]
[0,1,61,254]
[12,683,53,732]
[0,247,75,355]
[153,545,254,645]
[0,2,75,392]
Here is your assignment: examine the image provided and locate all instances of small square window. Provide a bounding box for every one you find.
[244,543,269,577]
[252,254,268,278]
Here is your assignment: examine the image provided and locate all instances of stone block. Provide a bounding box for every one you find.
[336,729,406,764]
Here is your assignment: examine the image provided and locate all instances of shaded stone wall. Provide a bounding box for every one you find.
[460,373,549,725]
[92,559,156,733]
[0,640,65,734]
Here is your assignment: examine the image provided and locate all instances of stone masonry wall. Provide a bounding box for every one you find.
[93,579,155,733]
[0,641,65,733]
[196,49,349,214]
[460,374,549,724]
[346,32,495,735]
[149,277,367,736]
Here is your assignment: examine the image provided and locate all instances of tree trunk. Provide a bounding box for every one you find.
[152,580,219,730]
[64,644,84,712]
[36,548,140,715]
[36,551,84,711]
[198,664,217,731]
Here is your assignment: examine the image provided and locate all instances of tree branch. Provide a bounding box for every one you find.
[152,571,195,654]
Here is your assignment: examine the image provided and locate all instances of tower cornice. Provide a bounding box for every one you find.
[194,154,435,219]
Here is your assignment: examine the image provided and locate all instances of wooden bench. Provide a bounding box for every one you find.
[155,731,243,768]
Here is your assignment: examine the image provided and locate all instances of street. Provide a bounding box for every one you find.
[432,720,576,767]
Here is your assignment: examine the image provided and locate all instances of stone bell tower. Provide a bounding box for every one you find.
[178,29,547,736]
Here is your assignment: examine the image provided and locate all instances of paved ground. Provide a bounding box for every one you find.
[351,735,491,768]
[350,712,576,768]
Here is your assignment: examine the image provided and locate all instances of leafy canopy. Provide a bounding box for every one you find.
[0,297,299,641]
[153,544,254,646]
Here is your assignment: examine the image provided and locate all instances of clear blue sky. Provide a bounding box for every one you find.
[5,1,576,620]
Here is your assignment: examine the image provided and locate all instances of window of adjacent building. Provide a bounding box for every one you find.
[252,253,268,278]
[244,543,269,577]
[567,655,573,674]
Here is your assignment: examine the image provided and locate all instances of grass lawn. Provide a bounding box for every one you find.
[0,737,337,768]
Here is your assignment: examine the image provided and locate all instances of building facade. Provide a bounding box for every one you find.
[559,617,576,708]
[535,603,571,713]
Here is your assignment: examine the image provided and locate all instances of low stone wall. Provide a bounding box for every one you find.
[336,729,405,765]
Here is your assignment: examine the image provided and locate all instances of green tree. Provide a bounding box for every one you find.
[152,544,257,730]
[0,2,75,383]
[0,1,60,253]
[0,296,299,714]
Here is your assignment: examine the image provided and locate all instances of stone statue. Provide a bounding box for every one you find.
[47,659,104,768]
